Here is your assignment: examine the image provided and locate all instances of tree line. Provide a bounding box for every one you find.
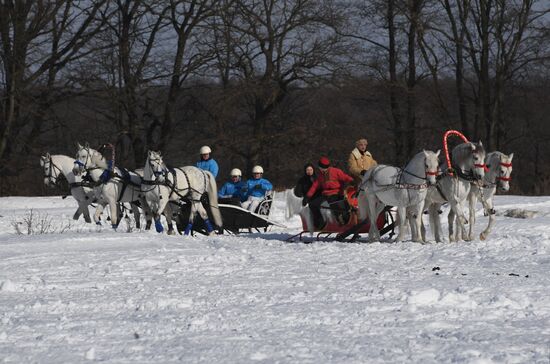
[1,0,549,195]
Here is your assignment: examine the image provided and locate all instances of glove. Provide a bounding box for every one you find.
[254,184,262,190]
[302,197,309,206]
[360,170,367,176]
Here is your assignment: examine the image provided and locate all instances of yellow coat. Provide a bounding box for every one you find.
[348,148,377,182]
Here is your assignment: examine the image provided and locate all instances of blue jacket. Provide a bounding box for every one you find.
[243,177,273,198]
[196,158,219,178]
[218,180,246,200]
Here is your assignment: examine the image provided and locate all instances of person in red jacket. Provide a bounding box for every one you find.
[303,156,354,229]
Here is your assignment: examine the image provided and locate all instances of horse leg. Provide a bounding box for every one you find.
[366,194,381,242]
[153,198,169,233]
[467,191,478,241]
[108,199,118,229]
[163,203,176,235]
[480,197,495,241]
[395,206,407,242]
[131,203,141,230]
[428,203,442,242]
[409,204,423,243]
[183,202,199,236]
[140,197,153,230]
[197,202,216,236]
[449,200,467,242]
[81,201,92,223]
[94,203,106,225]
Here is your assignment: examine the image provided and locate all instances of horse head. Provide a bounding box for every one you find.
[452,141,486,180]
[40,153,57,187]
[73,143,99,175]
[423,149,440,185]
[488,152,513,192]
[145,150,167,181]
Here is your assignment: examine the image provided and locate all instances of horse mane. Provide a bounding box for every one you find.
[92,150,109,169]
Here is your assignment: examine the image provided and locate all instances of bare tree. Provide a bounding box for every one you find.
[205,0,346,171]
[0,0,109,171]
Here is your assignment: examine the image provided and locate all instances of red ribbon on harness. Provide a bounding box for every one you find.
[443,130,469,176]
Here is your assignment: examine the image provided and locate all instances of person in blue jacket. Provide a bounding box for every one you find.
[196,145,219,178]
[241,165,273,211]
[218,168,245,205]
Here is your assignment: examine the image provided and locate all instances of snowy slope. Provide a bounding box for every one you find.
[1,193,550,363]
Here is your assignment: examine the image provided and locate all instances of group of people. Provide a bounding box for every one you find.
[195,138,377,225]
[293,138,377,229]
[195,146,273,212]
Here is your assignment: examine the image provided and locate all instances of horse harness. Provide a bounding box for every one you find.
[142,167,208,203]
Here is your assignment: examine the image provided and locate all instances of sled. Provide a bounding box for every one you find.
[172,191,286,235]
[286,187,395,243]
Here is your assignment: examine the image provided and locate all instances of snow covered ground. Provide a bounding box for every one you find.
[1,193,550,363]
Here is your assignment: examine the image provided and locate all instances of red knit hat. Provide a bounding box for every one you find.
[318,156,330,168]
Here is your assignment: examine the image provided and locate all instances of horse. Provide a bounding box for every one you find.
[72,143,150,229]
[449,151,513,241]
[142,150,222,236]
[358,150,440,242]
[422,141,487,242]
[40,153,95,223]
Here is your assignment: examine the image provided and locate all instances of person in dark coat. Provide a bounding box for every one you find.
[293,163,319,200]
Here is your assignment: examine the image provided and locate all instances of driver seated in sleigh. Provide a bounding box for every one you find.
[218,168,246,206]
[303,157,354,230]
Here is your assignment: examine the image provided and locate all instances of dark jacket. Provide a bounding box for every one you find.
[294,163,316,198]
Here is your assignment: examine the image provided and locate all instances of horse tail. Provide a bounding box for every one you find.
[205,171,223,228]
[285,188,303,220]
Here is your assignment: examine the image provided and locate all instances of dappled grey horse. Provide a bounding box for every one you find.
[358,150,440,242]
[423,142,487,242]
[73,144,149,229]
[142,150,222,236]
[40,153,95,223]
[449,151,513,241]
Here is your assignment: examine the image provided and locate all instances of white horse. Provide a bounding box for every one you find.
[142,150,222,236]
[449,151,513,241]
[72,144,149,229]
[40,153,95,223]
[358,150,440,242]
[423,142,487,242]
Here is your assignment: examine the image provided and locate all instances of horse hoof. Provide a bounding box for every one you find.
[167,230,175,236]
[111,224,117,230]
[96,222,102,226]
[145,222,152,230]
[480,233,486,241]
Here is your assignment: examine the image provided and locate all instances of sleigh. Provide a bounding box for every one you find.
[287,187,396,243]
[172,191,286,235]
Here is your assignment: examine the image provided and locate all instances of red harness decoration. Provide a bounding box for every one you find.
[497,162,513,181]
[443,130,469,176]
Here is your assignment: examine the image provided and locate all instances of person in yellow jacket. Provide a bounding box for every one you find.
[348,138,377,183]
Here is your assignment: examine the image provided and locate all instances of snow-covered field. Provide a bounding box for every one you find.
[1,193,550,363]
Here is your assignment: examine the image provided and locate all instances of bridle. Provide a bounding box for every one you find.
[74,146,94,171]
[43,155,63,186]
[148,156,167,178]
[496,161,513,182]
